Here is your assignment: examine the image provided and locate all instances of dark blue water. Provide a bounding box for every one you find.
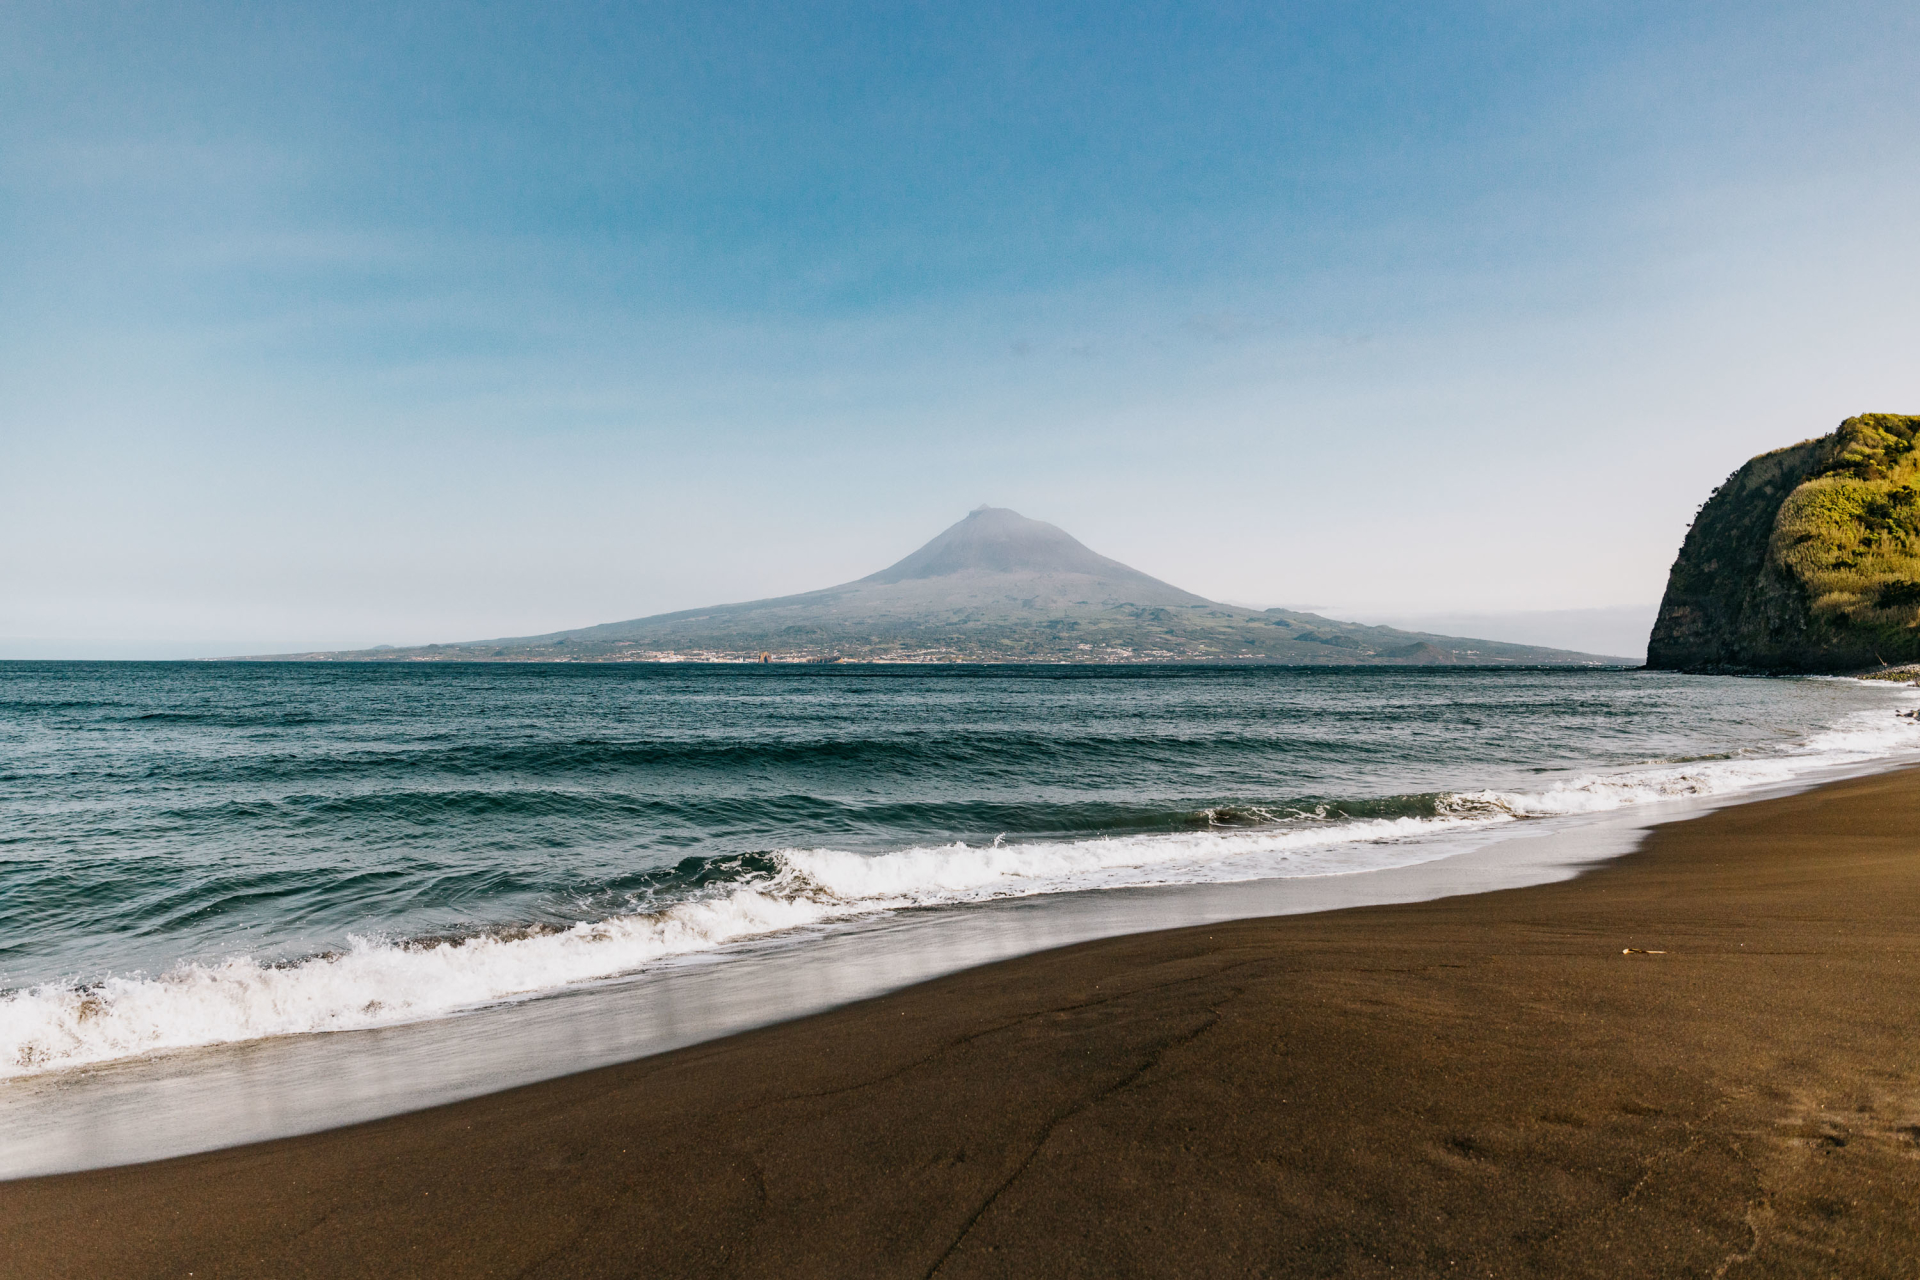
[2,661,1915,1077]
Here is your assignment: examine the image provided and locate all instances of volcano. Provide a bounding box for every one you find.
[254,508,1624,664]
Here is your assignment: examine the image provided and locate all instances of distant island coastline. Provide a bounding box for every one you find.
[241,508,1629,666]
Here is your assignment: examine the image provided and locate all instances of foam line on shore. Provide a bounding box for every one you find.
[4,696,1916,1080]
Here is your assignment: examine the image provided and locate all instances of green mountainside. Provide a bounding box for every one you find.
[1647,413,1920,673]
[252,507,1626,665]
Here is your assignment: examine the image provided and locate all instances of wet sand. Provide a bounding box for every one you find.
[6,768,1920,1277]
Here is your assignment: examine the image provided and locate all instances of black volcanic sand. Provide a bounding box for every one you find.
[7,771,1920,1278]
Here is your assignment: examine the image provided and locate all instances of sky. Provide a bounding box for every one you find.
[5,0,1918,656]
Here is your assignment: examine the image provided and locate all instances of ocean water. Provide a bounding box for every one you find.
[3,660,1917,1082]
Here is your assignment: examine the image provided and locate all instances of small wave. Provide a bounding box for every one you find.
[0,808,1510,1078]
[1458,700,1920,818]
[111,730,1359,788]
[5,696,1917,1079]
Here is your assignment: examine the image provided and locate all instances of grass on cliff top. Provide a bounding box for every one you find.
[1770,413,1920,631]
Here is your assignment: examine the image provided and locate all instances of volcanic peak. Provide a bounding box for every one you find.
[861,506,1198,596]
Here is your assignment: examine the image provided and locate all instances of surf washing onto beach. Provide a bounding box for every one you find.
[4,661,1918,1081]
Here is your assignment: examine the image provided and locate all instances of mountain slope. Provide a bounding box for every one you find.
[252,508,1626,665]
[1648,413,1920,673]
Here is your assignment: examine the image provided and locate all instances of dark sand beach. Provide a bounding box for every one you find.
[6,767,1919,1278]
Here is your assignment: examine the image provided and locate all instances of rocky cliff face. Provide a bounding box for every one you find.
[1647,414,1920,673]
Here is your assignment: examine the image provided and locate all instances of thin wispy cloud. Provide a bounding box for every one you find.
[4,0,1917,651]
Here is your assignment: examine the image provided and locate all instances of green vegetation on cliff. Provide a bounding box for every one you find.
[1771,416,1920,627]
[1648,414,1920,673]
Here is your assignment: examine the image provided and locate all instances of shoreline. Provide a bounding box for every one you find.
[0,796,1652,1179]
[7,765,1920,1275]
[7,748,1896,1181]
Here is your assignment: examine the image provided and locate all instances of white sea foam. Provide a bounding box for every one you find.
[5,693,1917,1080]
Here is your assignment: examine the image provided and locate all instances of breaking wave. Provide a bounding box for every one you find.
[6,693,1916,1079]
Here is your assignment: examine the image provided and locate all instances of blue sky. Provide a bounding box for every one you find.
[5,0,1918,654]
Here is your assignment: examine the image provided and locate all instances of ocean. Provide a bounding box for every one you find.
[4,660,1918,1087]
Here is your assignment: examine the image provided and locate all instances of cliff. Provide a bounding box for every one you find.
[1647,414,1920,673]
